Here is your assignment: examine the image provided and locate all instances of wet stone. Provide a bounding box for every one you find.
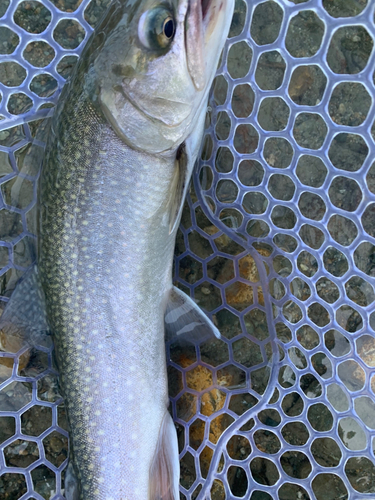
[280,451,312,479]
[338,359,365,392]
[37,374,61,402]
[0,0,10,17]
[329,176,362,212]
[0,62,27,87]
[271,206,296,229]
[338,417,366,450]
[30,74,58,98]
[273,255,292,277]
[327,383,349,412]
[228,0,247,37]
[227,466,248,497]
[250,1,283,45]
[233,124,258,154]
[264,137,293,169]
[231,84,254,118]
[242,192,268,215]
[23,41,55,67]
[285,10,324,57]
[54,19,85,49]
[215,111,231,141]
[312,473,348,500]
[0,416,16,444]
[308,302,329,327]
[0,27,20,54]
[255,51,286,91]
[296,155,327,187]
[213,76,228,106]
[215,147,234,173]
[297,324,320,350]
[289,65,327,106]
[43,430,68,467]
[325,329,350,357]
[329,82,371,127]
[323,246,348,277]
[346,276,375,306]
[298,192,326,221]
[0,381,32,411]
[258,408,281,427]
[253,429,281,454]
[293,113,327,149]
[297,251,318,277]
[227,41,252,79]
[336,304,363,333]
[31,464,56,499]
[0,246,9,268]
[281,422,309,446]
[14,1,51,34]
[229,393,258,416]
[354,396,375,429]
[278,484,310,500]
[268,174,295,201]
[316,277,340,304]
[258,97,290,131]
[312,352,332,379]
[328,132,368,172]
[227,434,251,460]
[362,203,375,238]
[0,473,27,498]
[308,403,333,432]
[7,93,33,115]
[357,335,375,367]
[367,161,375,194]
[323,0,367,17]
[250,457,279,485]
[4,439,39,467]
[275,322,292,343]
[345,457,375,493]
[327,25,373,74]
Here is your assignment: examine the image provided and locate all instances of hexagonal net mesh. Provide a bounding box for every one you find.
[0,0,375,499]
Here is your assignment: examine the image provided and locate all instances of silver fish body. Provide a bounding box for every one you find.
[4,0,234,497]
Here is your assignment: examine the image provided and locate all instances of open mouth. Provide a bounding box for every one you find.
[201,0,211,19]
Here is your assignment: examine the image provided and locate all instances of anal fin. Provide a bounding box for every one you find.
[165,286,220,344]
[149,411,180,500]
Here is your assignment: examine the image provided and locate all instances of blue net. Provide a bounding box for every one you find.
[0,0,375,499]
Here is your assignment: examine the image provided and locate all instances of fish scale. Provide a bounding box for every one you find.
[41,93,176,498]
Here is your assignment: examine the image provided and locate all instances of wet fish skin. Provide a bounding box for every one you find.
[36,0,233,498]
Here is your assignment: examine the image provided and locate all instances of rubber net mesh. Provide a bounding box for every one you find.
[0,0,375,499]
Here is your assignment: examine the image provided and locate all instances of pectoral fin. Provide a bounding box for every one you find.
[149,411,180,500]
[0,266,51,352]
[64,461,80,500]
[168,142,188,234]
[165,286,220,344]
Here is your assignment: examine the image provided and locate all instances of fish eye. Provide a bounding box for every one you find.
[138,7,176,50]
[163,17,174,39]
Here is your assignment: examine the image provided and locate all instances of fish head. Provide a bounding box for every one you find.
[93,0,234,153]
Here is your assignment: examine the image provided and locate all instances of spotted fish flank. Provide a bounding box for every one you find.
[0,0,233,498]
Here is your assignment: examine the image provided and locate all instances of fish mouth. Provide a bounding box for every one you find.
[185,0,223,90]
[201,0,211,19]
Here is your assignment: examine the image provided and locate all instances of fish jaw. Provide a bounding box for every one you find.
[93,0,234,153]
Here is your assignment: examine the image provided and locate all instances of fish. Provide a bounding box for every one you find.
[0,0,234,498]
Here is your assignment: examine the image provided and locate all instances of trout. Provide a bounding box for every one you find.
[1,0,234,497]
